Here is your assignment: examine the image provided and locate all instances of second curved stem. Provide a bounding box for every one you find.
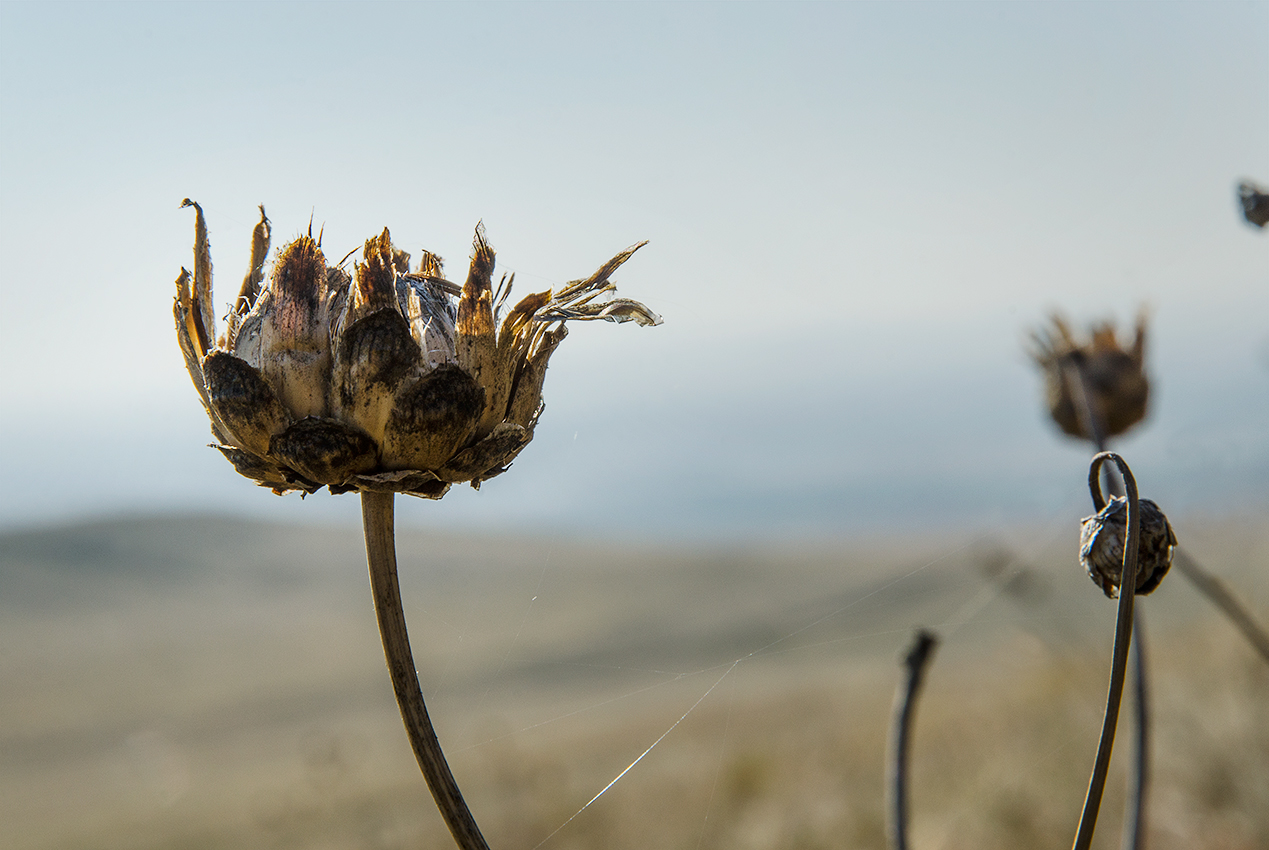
[1072,453,1141,850]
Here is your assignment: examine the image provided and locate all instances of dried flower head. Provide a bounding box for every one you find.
[174,201,660,499]
[1029,312,1149,441]
[1238,179,1269,229]
[1079,495,1176,598]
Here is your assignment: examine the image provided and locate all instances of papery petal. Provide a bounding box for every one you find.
[506,325,567,429]
[536,297,663,326]
[381,364,484,471]
[222,205,271,349]
[333,469,450,500]
[203,351,292,457]
[231,289,268,369]
[174,271,230,444]
[269,417,377,485]
[179,200,217,357]
[457,225,503,438]
[256,236,333,419]
[397,274,458,371]
[534,243,661,327]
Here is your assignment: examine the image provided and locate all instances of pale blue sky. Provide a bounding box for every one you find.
[1,1,1266,540]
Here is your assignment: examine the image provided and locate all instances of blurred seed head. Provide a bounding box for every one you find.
[1028,311,1149,441]
[1079,496,1177,598]
[1237,180,1269,229]
[174,201,660,499]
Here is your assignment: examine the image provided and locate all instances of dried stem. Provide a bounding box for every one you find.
[361,490,491,850]
[1066,360,1144,850]
[886,629,939,850]
[1072,452,1141,850]
[1123,612,1149,850]
[1172,548,1269,665]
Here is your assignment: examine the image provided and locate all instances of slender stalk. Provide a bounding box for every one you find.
[1072,453,1141,850]
[361,490,491,850]
[1172,548,1269,665]
[886,629,939,850]
[1123,612,1149,850]
[1067,361,1145,850]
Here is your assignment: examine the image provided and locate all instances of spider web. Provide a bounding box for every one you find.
[438,488,1092,848]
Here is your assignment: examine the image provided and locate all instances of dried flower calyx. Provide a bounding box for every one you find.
[1079,495,1176,598]
[174,200,660,499]
[1238,180,1269,229]
[1029,312,1149,441]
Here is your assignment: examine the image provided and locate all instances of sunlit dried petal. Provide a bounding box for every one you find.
[457,225,502,441]
[223,205,272,349]
[506,325,567,429]
[254,236,334,419]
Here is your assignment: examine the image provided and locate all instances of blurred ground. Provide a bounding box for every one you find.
[1,512,1266,850]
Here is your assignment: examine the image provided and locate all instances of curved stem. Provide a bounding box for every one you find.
[1123,613,1149,850]
[1073,452,1141,850]
[361,490,492,850]
[886,629,939,850]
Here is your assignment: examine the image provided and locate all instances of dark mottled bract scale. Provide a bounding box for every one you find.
[1079,496,1177,598]
[336,311,422,402]
[438,422,530,484]
[214,445,317,494]
[203,351,291,457]
[269,417,377,485]
[383,364,485,471]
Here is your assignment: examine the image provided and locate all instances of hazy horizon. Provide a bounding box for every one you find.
[2,2,1266,543]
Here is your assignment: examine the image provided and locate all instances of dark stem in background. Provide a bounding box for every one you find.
[1123,613,1149,850]
[1171,548,1269,665]
[361,491,492,850]
[886,629,939,850]
[1072,452,1142,850]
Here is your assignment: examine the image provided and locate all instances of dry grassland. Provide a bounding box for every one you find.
[2,513,1265,849]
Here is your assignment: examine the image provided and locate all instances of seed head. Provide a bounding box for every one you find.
[1029,312,1149,441]
[174,201,660,499]
[1079,495,1176,598]
[1237,180,1269,229]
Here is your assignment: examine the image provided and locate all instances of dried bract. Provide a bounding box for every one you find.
[1029,312,1149,441]
[1080,495,1176,598]
[174,201,660,499]
[1238,180,1269,229]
